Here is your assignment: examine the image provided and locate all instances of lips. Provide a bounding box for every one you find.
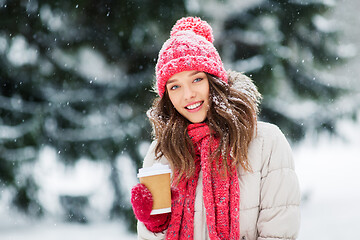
[185,101,203,111]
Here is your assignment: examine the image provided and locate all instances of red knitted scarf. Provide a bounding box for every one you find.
[166,123,240,240]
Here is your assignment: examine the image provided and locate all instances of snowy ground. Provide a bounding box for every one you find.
[0,115,359,240]
[0,219,137,240]
[296,117,360,240]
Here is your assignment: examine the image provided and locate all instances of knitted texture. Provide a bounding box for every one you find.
[166,123,240,239]
[155,17,228,97]
[131,183,171,233]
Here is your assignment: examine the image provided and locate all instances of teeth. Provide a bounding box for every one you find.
[186,102,202,110]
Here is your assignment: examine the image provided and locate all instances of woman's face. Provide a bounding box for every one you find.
[166,70,210,123]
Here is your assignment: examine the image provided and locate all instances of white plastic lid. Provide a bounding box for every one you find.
[137,163,171,178]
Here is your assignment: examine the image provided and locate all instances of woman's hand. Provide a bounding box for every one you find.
[131,183,178,233]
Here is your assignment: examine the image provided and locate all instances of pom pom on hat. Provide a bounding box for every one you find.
[170,17,214,43]
[155,16,228,97]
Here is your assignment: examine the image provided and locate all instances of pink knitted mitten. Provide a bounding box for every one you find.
[131,183,171,233]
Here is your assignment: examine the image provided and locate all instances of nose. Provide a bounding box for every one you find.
[183,85,196,100]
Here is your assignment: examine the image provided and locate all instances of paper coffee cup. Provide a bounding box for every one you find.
[137,163,172,215]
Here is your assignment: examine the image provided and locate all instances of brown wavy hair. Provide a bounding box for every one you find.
[147,71,260,182]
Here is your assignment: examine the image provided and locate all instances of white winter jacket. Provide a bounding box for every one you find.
[137,121,301,240]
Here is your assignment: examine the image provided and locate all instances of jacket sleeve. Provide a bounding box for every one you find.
[137,141,168,240]
[257,124,301,240]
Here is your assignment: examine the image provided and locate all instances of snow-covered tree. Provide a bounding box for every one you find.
[0,0,187,230]
[217,0,355,141]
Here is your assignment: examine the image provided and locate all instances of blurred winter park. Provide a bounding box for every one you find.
[1,0,360,239]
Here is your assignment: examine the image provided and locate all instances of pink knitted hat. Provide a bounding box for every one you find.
[155,17,228,97]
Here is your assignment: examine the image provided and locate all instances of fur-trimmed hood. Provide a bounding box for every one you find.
[227,70,262,110]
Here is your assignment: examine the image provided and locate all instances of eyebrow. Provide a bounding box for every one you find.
[166,79,178,85]
[189,70,201,76]
[167,71,202,85]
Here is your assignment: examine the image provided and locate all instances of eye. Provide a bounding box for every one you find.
[170,85,179,90]
[193,78,203,83]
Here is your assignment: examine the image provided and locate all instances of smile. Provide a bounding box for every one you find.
[185,101,203,110]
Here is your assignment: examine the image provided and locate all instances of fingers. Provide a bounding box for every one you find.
[131,183,153,222]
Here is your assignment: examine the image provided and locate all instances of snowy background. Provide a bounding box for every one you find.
[1,0,360,239]
[1,117,359,240]
[1,116,359,240]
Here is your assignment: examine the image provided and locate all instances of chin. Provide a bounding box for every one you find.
[187,116,207,124]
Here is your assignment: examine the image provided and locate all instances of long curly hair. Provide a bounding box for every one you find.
[147,71,261,182]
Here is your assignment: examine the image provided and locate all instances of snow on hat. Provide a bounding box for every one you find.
[155,16,228,97]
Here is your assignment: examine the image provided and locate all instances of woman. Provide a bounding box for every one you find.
[131,17,300,240]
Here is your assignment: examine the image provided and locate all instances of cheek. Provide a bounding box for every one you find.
[203,80,210,97]
[204,87,210,102]
[168,94,181,110]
